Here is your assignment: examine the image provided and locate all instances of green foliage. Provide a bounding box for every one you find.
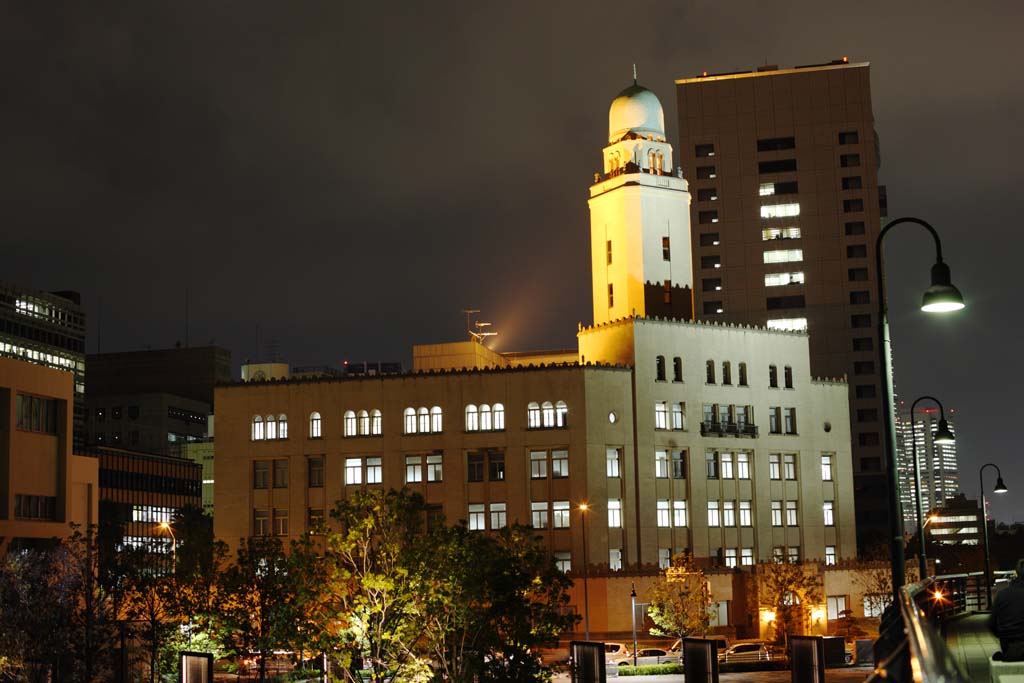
[616,663,684,675]
[646,552,712,642]
[755,561,824,647]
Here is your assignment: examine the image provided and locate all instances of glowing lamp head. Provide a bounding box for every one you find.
[761,610,776,622]
[158,521,170,530]
[578,503,589,512]
[932,418,955,445]
[994,476,1008,494]
[920,261,965,313]
[933,590,944,601]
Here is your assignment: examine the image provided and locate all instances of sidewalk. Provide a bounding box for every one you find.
[551,664,874,682]
[945,612,999,683]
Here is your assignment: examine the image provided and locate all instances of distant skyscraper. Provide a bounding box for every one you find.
[675,59,889,550]
[897,402,960,533]
[0,281,86,449]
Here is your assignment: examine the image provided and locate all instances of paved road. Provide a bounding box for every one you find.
[552,664,874,682]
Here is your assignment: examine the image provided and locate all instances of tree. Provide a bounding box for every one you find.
[323,488,433,683]
[646,552,713,643]
[754,561,823,647]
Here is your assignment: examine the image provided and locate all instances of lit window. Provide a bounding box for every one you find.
[707,501,720,527]
[788,546,800,563]
[556,401,568,427]
[784,454,797,479]
[608,499,622,528]
[672,451,686,479]
[723,501,735,527]
[277,414,288,439]
[527,402,541,429]
[430,406,442,433]
[406,455,423,483]
[344,410,357,437]
[532,502,549,529]
[542,401,555,427]
[606,448,621,477]
[759,182,775,196]
[821,455,833,481]
[479,404,492,431]
[762,226,801,240]
[404,408,416,434]
[492,403,505,430]
[769,454,781,479]
[766,318,808,332]
[763,249,803,264]
[309,412,322,438]
[741,548,754,566]
[739,501,752,527]
[655,450,668,478]
[765,272,805,287]
[673,501,687,527]
[465,405,479,431]
[490,502,507,529]
[609,548,623,571]
[784,408,797,434]
[551,450,569,478]
[426,454,443,482]
[654,401,668,429]
[345,457,363,485]
[771,501,782,526]
[671,402,685,430]
[824,501,835,527]
[659,548,672,569]
[553,501,570,528]
[761,203,800,219]
[370,410,382,435]
[273,509,288,536]
[786,501,798,527]
[357,410,369,436]
[530,451,547,479]
[418,407,429,433]
[725,548,737,568]
[657,500,670,527]
[827,594,845,619]
[251,416,264,441]
[554,552,571,572]
[366,457,382,484]
[468,504,485,531]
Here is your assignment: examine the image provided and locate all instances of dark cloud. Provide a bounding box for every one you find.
[2,0,1022,521]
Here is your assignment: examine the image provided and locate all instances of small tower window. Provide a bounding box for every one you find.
[608,283,614,308]
[663,280,672,304]
[738,362,748,386]
[606,240,612,265]
[722,362,732,385]
[706,360,716,384]
[769,365,779,388]
[662,237,671,261]
[673,357,683,382]
[655,356,666,382]
[784,365,794,389]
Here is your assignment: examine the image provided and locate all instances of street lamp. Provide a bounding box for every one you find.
[630,583,638,667]
[979,463,1009,608]
[578,502,591,641]
[158,521,177,573]
[909,396,955,580]
[875,217,964,605]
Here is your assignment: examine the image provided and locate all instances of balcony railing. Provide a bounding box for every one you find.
[700,421,758,438]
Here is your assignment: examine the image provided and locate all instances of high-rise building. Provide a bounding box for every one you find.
[896,402,959,532]
[0,282,87,449]
[675,59,889,549]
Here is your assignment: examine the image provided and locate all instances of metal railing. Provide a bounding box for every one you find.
[699,421,758,438]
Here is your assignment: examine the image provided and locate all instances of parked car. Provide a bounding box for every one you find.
[603,642,630,663]
[612,648,671,667]
[669,636,729,656]
[718,642,771,663]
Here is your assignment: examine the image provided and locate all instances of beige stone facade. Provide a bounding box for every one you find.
[0,356,98,554]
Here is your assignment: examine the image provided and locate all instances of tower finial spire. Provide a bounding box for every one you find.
[632,63,637,84]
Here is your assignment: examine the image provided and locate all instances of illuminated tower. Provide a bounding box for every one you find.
[588,80,694,326]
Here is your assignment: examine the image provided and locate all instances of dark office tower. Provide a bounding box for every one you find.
[675,59,888,551]
[0,282,87,450]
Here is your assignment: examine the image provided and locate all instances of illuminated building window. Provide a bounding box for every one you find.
[673,500,687,527]
[468,504,485,531]
[553,501,570,528]
[493,403,505,430]
[654,401,668,429]
[541,401,555,427]
[655,450,668,478]
[765,272,805,287]
[555,401,568,427]
[430,406,442,433]
[344,410,357,437]
[357,410,369,436]
[707,501,720,527]
[821,454,834,481]
[771,501,782,526]
[404,408,416,434]
[479,404,491,431]
[763,249,803,264]
[370,409,382,435]
[273,509,289,536]
[741,548,754,566]
[251,416,264,441]
[527,402,541,428]
[265,415,277,440]
[672,451,686,479]
[532,501,549,529]
[785,501,798,527]
[725,548,737,568]
[531,451,547,479]
[554,552,571,572]
[309,412,322,439]
[552,450,568,478]
[723,501,735,527]
[769,454,781,480]
[418,407,430,433]
[465,404,479,431]
[346,458,363,485]
[254,509,269,536]
[657,500,670,527]
[490,502,507,529]
[737,452,750,480]
[669,402,684,430]
[367,457,382,484]
[762,226,801,240]
[606,448,621,477]
[608,284,614,308]
[608,499,622,528]
[609,548,622,571]
[426,454,442,482]
[739,500,752,526]
[406,455,423,483]
[824,501,835,526]
[662,236,671,260]
[277,414,288,439]
[766,318,808,332]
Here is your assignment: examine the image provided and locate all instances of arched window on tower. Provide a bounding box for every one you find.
[344,410,357,437]
[358,410,370,436]
[430,406,443,433]
[527,402,541,429]
[739,363,748,387]
[493,403,505,431]
[251,415,264,441]
[784,365,794,389]
[404,407,417,434]
[265,415,277,440]
[655,355,666,381]
[556,401,568,427]
[465,404,479,432]
[309,412,322,439]
[769,365,779,388]
[541,401,555,428]
[370,409,382,435]
[656,151,664,174]
[418,407,430,433]
[722,362,732,385]
[278,414,288,439]
[480,404,492,431]
[706,360,716,384]
[648,149,656,171]
[673,357,683,382]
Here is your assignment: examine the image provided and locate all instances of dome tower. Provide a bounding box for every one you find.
[587,78,693,325]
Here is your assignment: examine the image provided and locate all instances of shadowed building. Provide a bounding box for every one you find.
[674,59,889,550]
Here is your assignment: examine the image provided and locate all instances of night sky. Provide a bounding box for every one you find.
[2,2,1022,522]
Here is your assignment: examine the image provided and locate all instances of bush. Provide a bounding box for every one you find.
[616,663,684,676]
[719,659,789,673]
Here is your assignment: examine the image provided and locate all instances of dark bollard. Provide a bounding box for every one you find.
[683,638,720,683]
[790,636,825,683]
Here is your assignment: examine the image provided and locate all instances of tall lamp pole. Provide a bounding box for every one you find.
[158,521,177,573]
[875,217,964,604]
[979,463,1009,608]
[578,503,591,641]
[909,396,956,580]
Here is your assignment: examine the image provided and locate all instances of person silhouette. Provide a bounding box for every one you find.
[991,559,1024,661]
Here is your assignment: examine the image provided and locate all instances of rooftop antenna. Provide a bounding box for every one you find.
[462,308,498,344]
[462,309,480,341]
[633,63,637,84]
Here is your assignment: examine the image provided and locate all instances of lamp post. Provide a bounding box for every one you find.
[578,503,591,641]
[979,463,1009,608]
[158,521,177,573]
[875,217,964,605]
[630,583,638,667]
[909,396,956,580]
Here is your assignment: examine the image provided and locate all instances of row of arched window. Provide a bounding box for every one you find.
[465,404,506,432]
[251,414,288,440]
[654,355,756,387]
[253,400,569,441]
